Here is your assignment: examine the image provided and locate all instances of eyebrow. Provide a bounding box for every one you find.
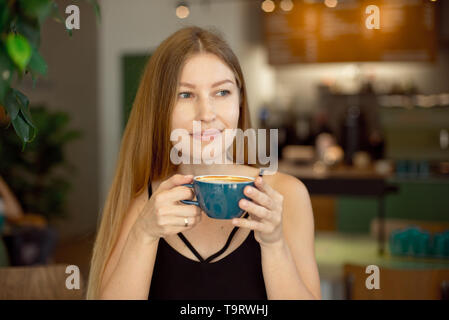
[179,79,235,88]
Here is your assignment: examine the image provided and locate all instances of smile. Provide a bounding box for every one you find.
[190,129,223,141]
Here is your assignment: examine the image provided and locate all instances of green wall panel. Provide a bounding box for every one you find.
[122,54,151,130]
[337,179,449,233]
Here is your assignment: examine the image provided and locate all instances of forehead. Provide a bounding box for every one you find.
[179,53,236,85]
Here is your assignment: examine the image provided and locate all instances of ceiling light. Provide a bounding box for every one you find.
[176,2,190,19]
[262,0,275,13]
[280,0,294,12]
[324,0,338,8]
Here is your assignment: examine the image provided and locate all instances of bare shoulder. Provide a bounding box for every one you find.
[263,171,309,199]
[262,171,312,221]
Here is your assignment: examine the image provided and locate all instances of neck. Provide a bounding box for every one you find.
[176,163,240,177]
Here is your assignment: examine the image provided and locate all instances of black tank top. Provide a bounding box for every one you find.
[147,176,267,300]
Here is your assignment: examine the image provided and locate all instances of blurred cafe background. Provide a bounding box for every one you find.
[0,0,448,299]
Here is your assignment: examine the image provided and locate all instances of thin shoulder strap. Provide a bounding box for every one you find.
[177,233,206,262]
[177,212,250,263]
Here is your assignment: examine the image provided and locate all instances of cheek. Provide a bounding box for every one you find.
[219,98,240,126]
[231,105,240,125]
[171,105,190,131]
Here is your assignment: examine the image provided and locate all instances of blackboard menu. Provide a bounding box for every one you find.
[263,0,438,64]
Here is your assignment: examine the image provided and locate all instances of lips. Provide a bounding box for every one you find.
[190,128,223,141]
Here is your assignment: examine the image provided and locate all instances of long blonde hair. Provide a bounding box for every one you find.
[86,26,258,299]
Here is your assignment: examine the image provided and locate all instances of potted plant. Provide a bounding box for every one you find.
[0,104,81,265]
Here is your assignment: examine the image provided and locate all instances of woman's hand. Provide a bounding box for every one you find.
[233,176,284,248]
[132,174,202,243]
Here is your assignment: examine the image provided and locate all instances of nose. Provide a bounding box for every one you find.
[196,96,216,122]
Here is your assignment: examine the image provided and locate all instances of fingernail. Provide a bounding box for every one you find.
[246,187,252,194]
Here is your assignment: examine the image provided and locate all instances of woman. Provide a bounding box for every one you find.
[87,26,320,300]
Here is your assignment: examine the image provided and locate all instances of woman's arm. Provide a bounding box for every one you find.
[99,174,200,299]
[260,175,321,300]
[261,238,319,300]
[99,224,159,300]
[98,192,159,300]
[0,176,24,221]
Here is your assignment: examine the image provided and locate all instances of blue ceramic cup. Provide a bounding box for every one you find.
[180,175,255,219]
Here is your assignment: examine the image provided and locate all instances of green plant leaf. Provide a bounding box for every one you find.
[19,0,53,25]
[14,89,37,143]
[4,89,37,146]
[15,16,41,48]
[14,89,30,109]
[11,112,30,144]
[4,89,20,120]
[0,46,14,104]
[20,104,37,130]
[28,45,47,76]
[6,33,32,72]
[21,112,37,143]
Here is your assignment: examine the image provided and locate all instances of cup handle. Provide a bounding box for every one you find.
[180,183,199,206]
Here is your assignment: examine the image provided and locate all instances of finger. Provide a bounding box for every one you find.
[243,185,274,210]
[159,204,201,217]
[232,216,267,232]
[157,185,195,203]
[157,174,194,192]
[239,198,271,221]
[159,215,201,228]
[254,176,282,204]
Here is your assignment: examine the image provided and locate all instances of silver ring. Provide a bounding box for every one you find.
[184,218,188,227]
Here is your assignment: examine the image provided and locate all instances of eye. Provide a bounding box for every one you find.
[216,90,231,97]
[178,92,193,99]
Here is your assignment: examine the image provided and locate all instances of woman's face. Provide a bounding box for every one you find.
[170,53,240,163]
